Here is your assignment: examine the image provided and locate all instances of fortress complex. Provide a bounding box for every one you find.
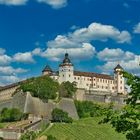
[43,53,127,95]
[0,53,127,102]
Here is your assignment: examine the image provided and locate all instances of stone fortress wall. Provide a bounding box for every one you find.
[76,89,127,105]
[0,92,79,120]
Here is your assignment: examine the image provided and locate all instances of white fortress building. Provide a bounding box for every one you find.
[42,53,126,95]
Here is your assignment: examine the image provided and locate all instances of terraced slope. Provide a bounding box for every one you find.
[42,117,126,140]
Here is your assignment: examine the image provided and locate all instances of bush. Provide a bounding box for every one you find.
[75,100,107,118]
[0,108,27,122]
[47,135,57,140]
[52,108,73,123]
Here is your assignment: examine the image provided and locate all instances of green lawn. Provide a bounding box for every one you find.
[42,117,126,140]
[0,123,8,128]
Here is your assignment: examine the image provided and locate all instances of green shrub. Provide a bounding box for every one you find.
[0,108,27,122]
[75,100,107,118]
[47,135,57,140]
[52,108,73,123]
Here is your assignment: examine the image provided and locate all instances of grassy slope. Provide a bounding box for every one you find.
[42,117,126,140]
[0,123,8,128]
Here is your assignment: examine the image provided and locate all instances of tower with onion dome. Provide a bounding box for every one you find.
[114,64,125,94]
[59,53,74,83]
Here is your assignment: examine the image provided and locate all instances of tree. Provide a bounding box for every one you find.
[0,108,24,122]
[59,81,77,98]
[51,108,73,123]
[102,72,140,140]
[19,76,59,102]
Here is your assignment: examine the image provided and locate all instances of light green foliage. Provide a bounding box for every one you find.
[43,117,126,140]
[103,72,140,140]
[59,81,77,98]
[19,76,59,102]
[52,108,73,123]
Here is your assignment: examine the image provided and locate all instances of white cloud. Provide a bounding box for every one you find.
[97,48,140,76]
[71,23,131,43]
[37,0,68,9]
[133,22,140,33]
[97,48,135,62]
[13,52,35,63]
[0,66,27,75]
[42,43,96,61]
[40,22,131,61]
[0,75,20,86]
[0,48,12,65]
[0,0,28,5]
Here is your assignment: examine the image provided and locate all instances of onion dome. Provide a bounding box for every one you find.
[42,65,52,73]
[59,53,73,67]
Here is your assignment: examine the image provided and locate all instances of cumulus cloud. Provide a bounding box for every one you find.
[0,0,28,5]
[0,48,12,65]
[37,0,68,9]
[97,48,140,75]
[13,52,35,63]
[42,43,96,61]
[0,66,27,75]
[0,75,20,86]
[97,48,135,62]
[71,23,131,43]
[133,22,140,33]
[40,22,131,61]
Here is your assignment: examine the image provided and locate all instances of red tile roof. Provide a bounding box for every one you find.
[74,71,114,80]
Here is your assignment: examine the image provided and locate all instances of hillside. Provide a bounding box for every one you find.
[41,117,126,140]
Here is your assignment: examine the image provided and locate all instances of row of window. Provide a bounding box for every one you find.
[74,76,115,84]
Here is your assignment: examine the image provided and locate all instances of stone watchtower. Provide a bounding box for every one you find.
[114,64,125,94]
[42,65,52,76]
[59,53,74,83]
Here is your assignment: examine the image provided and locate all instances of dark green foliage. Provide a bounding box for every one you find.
[0,108,26,122]
[47,135,57,140]
[59,81,77,98]
[102,72,140,140]
[19,76,59,102]
[51,108,73,123]
[75,100,107,118]
[20,131,37,140]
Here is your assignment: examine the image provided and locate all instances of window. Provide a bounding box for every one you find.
[74,77,76,80]
[69,74,71,77]
[87,84,88,86]
[63,75,64,77]
[120,81,122,84]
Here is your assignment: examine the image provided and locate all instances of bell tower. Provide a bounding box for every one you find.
[59,53,74,83]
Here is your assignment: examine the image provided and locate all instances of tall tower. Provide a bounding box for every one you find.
[114,64,125,94]
[59,53,74,83]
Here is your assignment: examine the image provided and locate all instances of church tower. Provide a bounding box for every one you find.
[114,64,125,94]
[59,53,74,83]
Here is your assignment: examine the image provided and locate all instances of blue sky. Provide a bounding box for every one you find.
[0,0,140,86]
